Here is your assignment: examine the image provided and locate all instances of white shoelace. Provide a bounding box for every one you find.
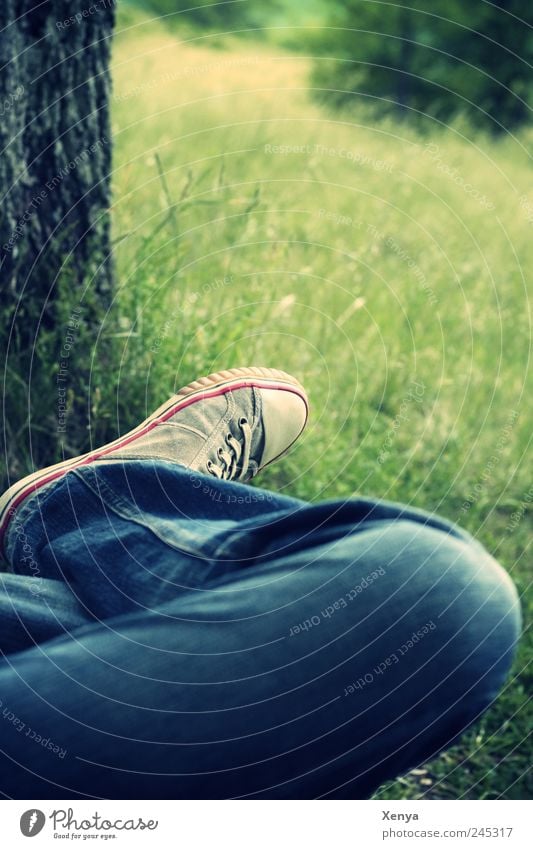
[207,417,252,481]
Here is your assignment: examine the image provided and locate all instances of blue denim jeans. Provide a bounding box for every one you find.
[0,461,521,799]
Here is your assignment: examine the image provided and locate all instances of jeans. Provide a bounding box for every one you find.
[0,461,521,799]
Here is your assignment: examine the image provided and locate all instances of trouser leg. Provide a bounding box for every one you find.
[4,461,305,618]
[0,463,520,798]
[0,574,91,655]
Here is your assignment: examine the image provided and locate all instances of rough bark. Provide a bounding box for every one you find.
[0,0,115,480]
[0,0,115,322]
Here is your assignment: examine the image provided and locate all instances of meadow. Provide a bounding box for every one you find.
[44,5,533,798]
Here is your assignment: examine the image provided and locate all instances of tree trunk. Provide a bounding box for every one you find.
[0,0,115,481]
[395,6,413,117]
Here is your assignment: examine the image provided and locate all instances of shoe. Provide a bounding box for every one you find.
[0,366,308,554]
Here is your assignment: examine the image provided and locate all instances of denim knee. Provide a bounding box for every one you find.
[379,520,521,707]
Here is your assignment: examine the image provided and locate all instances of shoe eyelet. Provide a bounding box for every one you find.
[239,416,248,426]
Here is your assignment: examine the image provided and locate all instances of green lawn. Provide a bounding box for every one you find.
[69,6,533,798]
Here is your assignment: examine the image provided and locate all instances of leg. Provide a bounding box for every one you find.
[0,573,91,655]
[0,463,520,799]
[1,366,309,622]
[4,460,305,618]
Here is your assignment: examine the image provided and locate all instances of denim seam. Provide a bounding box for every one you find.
[4,474,72,565]
[71,469,216,560]
[210,506,294,560]
[211,528,254,560]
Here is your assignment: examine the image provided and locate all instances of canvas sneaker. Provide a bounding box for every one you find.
[0,366,308,555]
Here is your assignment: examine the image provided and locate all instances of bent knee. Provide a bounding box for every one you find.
[382,520,521,694]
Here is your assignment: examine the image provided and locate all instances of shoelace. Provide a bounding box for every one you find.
[207,417,253,481]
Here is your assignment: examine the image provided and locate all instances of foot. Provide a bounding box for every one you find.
[0,366,308,554]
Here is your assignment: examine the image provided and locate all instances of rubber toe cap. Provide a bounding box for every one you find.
[259,386,308,468]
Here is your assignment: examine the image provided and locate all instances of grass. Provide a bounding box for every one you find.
[4,4,532,799]
[101,8,532,799]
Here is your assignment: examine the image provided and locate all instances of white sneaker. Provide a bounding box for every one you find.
[0,366,308,554]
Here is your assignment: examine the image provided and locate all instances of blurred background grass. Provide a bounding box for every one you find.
[3,0,531,799]
[105,2,531,799]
